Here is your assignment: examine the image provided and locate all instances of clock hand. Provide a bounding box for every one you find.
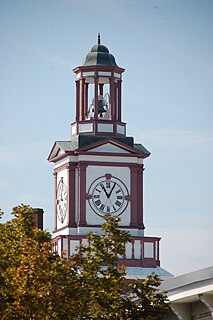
[108,182,116,198]
[100,184,110,198]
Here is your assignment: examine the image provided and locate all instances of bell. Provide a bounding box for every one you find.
[91,95,107,116]
[97,97,107,114]
[86,95,109,120]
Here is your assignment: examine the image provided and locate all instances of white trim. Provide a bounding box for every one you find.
[53,226,144,237]
[168,284,213,302]
[79,123,93,133]
[97,123,113,133]
[54,156,76,169]
[76,72,81,79]
[76,155,140,163]
[54,154,144,169]
[114,73,121,78]
[98,71,111,76]
[116,124,125,135]
[71,123,77,135]
[82,71,95,77]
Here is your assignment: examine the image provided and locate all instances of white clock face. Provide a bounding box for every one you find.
[57,178,68,223]
[87,174,129,217]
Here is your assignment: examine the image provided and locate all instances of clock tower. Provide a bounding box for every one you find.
[48,35,171,278]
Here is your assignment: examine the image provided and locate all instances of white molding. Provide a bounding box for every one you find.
[168,284,213,302]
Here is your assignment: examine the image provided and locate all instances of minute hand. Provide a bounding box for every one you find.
[108,182,116,198]
[101,184,109,198]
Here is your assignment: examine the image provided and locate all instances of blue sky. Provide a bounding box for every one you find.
[0,0,213,276]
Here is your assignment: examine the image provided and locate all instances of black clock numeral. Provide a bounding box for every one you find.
[115,200,122,207]
[117,196,123,200]
[95,199,101,206]
[106,181,110,188]
[113,205,116,211]
[100,204,105,211]
[116,189,122,194]
[95,188,101,193]
[107,206,110,213]
[93,195,100,198]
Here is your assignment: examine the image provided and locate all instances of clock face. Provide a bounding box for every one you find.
[87,174,129,217]
[57,178,68,223]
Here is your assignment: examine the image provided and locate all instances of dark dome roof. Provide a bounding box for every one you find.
[83,36,118,67]
[91,44,109,53]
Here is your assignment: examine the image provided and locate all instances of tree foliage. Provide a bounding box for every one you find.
[0,205,169,319]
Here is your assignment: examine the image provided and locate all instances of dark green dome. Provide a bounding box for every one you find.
[83,35,118,67]
[91,44,109,53]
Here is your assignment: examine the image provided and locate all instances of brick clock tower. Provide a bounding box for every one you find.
[48,35,171,279]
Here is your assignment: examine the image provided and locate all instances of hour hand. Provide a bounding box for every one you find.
[100,184,109,198]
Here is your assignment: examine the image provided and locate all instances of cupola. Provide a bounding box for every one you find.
[83,34,118,67]
[71,34,126,138]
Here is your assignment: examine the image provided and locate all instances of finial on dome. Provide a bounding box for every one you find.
[82,35,118,67]
[98,33,101,45]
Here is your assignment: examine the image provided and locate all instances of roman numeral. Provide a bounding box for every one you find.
[100,204,105,211]
[106,181,110,188]
[95,199,101,206]
[117,196,123,200]
[93,195,100,198]
[107,206,110,213]
[95,188,101,193]
[116,189,122,194]
[115,200,121,207]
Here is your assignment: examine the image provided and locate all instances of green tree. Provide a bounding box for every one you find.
[73,216,169,320]
[72,216,131,319]
[0,205,81,319]
[0,204,169,320]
